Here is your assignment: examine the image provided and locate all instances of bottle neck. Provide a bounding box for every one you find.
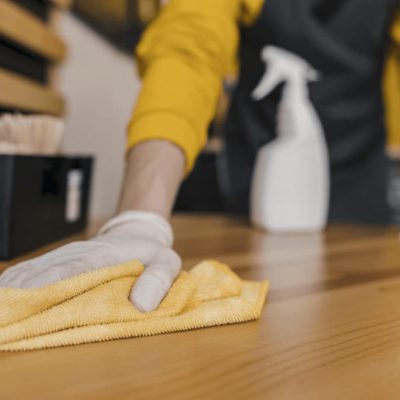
[282,77,310,101]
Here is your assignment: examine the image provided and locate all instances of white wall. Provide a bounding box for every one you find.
[57,12,140,220]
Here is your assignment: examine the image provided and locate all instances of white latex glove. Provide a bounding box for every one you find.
[0,211,181,312]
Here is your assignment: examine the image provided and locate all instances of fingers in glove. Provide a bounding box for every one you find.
[130,248,182,312]
[0,261,34,287]
[0,242,93,288]
[0,239,157,289]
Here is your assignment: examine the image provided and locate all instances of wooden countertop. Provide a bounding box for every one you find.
[1,214,400,399]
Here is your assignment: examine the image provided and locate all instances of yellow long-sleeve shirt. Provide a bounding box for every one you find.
[385,9,400,155]
[127,0,400,174]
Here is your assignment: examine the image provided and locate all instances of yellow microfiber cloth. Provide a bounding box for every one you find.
[0,260,269,351]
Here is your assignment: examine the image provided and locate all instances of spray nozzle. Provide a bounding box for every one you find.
[252,46,319,101]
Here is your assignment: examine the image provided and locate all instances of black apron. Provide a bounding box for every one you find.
[219,0,396,224]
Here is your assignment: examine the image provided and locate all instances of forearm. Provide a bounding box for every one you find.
[118,140,185,220]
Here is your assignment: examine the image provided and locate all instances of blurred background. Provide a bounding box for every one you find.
[0,0,228,221]
[1,0,400,223]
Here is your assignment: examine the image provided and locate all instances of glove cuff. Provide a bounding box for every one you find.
[97,211,173,247]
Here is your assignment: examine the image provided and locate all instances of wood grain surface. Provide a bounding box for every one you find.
[1,214,400,399]
[0,68,64,115]
[0,0,66,62]
[51,0,73,9]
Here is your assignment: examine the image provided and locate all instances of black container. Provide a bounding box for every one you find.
[0,154,93,260]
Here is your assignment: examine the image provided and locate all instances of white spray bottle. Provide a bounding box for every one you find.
[250,46,329,232]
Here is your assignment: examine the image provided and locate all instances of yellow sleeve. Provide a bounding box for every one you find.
[385,9,400,150]
[127,0,264,174]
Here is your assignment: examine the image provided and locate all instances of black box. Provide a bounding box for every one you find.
[0,155,93,260]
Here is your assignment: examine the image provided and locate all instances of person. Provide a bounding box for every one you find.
[0,0,399,312]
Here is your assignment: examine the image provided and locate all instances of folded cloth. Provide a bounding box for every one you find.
[0,260,269,351]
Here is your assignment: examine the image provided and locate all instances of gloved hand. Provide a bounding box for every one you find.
[0,211,181,312]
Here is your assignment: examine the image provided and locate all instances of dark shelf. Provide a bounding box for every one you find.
[0,36,48,84]
[13,0,49,22]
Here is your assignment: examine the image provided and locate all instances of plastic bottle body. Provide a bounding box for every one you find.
[250,132,329,232]
[249,46,330,232]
